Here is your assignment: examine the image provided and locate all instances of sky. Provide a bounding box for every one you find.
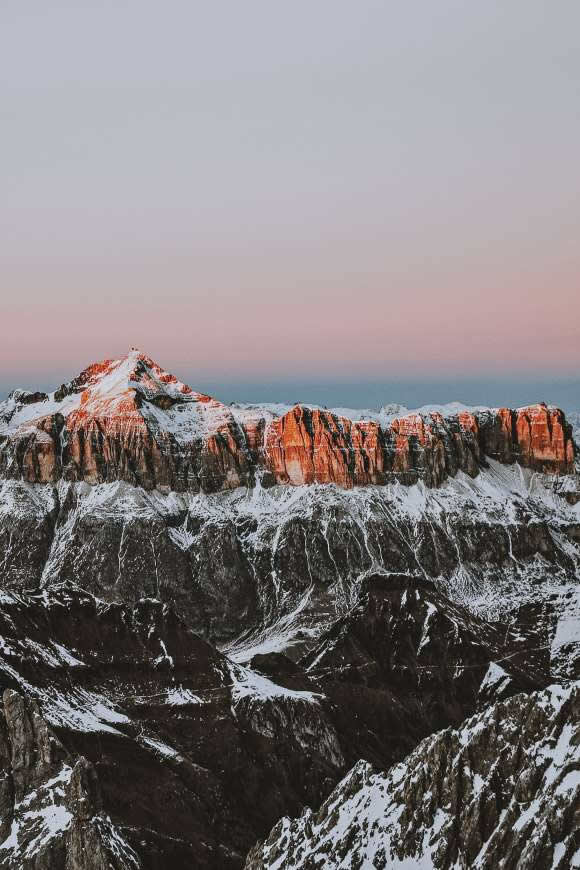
[1,1,579,409]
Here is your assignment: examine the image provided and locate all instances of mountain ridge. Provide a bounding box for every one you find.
[0,351,578,867]
[245,681,580,869]
[0,351,575,493]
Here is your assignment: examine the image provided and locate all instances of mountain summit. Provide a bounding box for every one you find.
[0,351,576,493]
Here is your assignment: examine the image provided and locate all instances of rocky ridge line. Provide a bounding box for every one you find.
[0,689,139,869]
[245,682,580,869]
[0,352,575,492]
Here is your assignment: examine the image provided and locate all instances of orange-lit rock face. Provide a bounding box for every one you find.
[476,404,576,473]
[458,411,479,436]
[263,406,483,488]
[0,354,575,492]
[0,352,254,493]
[264,406,388,488]
[391,413,432,445]
[390,414,439,481]
[514,405,575,473]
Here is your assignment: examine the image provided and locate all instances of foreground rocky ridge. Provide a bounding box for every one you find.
[246,682,580,869]
[300,574,546,767]
[0,351,575,493]
[0,689,139,869]
[0,584,344,868]
[0,572,552,869]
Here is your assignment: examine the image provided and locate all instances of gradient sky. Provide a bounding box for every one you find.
[1,1,579,407]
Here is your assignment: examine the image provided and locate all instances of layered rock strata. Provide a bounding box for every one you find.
[0,352,575,492]
[0,455,579,650]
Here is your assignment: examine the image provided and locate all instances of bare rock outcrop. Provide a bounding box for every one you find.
[0,690,140,869]
[245,682,580,869]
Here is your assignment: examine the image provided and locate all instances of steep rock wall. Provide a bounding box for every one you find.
[0,352,575,492]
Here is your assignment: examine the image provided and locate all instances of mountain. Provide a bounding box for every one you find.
[245,682,580,869]
[299,573,546,769]
[0,351,578,867]
[0,583,344,867]
[0,689,140,870]
[0,350,575,492]
[0,351,578,649]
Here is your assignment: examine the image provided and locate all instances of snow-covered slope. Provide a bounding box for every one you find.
[0,349,254,450]
[568,410,580,451]
[246,682,580,869]
[1,456,579,665]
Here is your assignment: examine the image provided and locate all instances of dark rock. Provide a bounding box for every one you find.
[245,683,580,869]
[249,654,303,678]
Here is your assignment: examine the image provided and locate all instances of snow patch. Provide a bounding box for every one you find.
[228,664,321,705]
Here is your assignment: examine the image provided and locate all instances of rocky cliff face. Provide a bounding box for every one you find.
[300,574,546,769]
[0,571,554,869]
[1,454,578,658]
[0,352,575,493]
[246,682,580,870]
[0,584,347,868]
[0,689,140,869]
[0,353,257,493]
[264,406,479,488]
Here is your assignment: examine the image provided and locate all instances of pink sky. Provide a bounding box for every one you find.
[1,2,579,391]
[2,243,578,387]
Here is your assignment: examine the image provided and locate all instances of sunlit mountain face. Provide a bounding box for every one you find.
[0,351,577,868]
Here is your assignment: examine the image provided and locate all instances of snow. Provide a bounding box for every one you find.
[0,819,20,853]
[0,391,81,439]
[551,590,580,654]
[0,478,57,520]
[252,682,580,869]
[39,689,131,735]
[168,520,197,551]
[0,764,74,861]
[232,400,482,430]
[554,769,580,797]
[140,735,183,760]
[0,351,233,445]
[228,663,321,705]
[0,758,140,865]
[0,636,16,656]
[1,637,87,670]
[417,602,437,654]
[140,394,234,444]
[165,686,204,705]
[154,639,174,668]
[479,662,511,695]
[50,642,85,667]
[566,410,580,446]
[21,803,74,856]
[224,579,320,664]
[97,818,141,868]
